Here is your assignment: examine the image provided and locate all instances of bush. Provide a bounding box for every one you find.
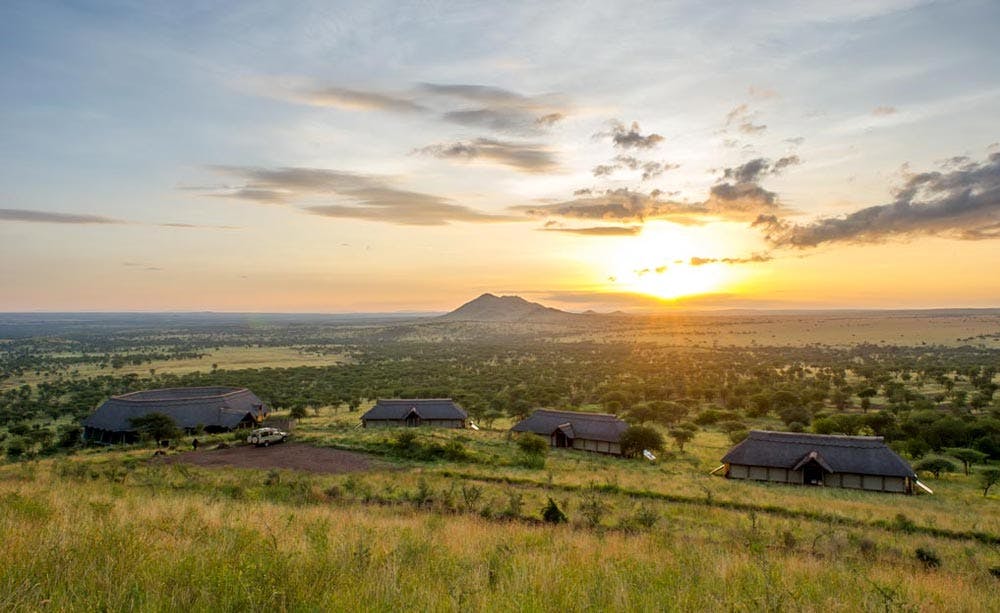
[5,437,28,460]
[913,457,957,478]
[915,547,941,569]
[729,429,749,444]
[619,426,664,458]
[516,434,549,456]
[541,498,567,524]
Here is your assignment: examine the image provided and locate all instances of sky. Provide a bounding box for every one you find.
[1,0,999,312]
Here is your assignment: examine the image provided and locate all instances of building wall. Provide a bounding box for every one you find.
[727,464,910,493]
[566,437,621,456]
[363,418,464,428]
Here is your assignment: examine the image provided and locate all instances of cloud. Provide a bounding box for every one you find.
[590,155,679,180]
[748,86,778,99]
[513,188,703,224]
[157,222,240,230]
[265,80,568,135]
[706,156,801,216]
[415,138,558,174]
[207,166,515,226]
[595,121,664,150]
[725,104,767,135]
[688,253,772,266]
[420,83,569,135]
[760,151,1000,247]
[540,225,642,236]
[0,208,125,224]
[872,105,898,116]
[290,86,425,113]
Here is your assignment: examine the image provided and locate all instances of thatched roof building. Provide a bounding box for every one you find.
[361,399,467,428]
[719,430,919,494]
[83,386,267,444]
[511,409,628,456]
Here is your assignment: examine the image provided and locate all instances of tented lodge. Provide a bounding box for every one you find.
[511,409,629,456]
[718,430,919,494]
[360,398,468,428]
[82,386,268,444]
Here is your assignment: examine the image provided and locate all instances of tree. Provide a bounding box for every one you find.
[289,405,308,419]
[129,412,181,442]
[913,457,957,478]
[619,426,664,458]
[651,401,688,425]
[944,447,987,475]
[980,467,1000,497]
[669,428,695,452]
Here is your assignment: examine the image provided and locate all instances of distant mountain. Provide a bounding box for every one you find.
[438,293,577,323]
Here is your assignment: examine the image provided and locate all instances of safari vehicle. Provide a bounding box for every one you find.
[247,427,289,447]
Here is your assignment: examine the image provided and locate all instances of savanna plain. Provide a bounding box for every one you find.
[2,309,999,611]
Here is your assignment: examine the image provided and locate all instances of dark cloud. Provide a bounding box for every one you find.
[422,83,568,135]
[773,155,802,172]
[274,81,567,135]
[760,152,1000,247]
[513,188,702,223]
[872,106,897,116]
[415,138,558,174]
[293,86,425,113]
[595,121,664,150]
[707,156,802,215]
[0,208,125,224]
[590,155,678,180]
[688,253,772,266]
[208,166,515,226]
[541,225,642,236]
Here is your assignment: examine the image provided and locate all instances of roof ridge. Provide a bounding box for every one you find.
[114,386,248,402]
[536,409,620,419]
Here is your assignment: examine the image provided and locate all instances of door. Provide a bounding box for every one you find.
[803,463,825,485]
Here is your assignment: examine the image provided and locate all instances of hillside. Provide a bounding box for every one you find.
[438,293,579,323]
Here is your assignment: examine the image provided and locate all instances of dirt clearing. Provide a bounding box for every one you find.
[161,443,375,474]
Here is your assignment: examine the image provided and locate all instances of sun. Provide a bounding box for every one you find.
[584,222,744,301]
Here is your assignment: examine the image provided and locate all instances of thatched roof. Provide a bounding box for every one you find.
[511,409,628,443]
[722,430,915,478]
[361,399,467,421]
[83,386,265,432]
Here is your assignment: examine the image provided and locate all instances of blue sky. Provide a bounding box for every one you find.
[2,1,999,311]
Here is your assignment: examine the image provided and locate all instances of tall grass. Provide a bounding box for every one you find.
[2,460,999,611]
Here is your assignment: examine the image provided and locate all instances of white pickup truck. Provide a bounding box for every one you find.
[246,427,289,447]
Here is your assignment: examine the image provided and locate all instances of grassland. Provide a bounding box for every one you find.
[2,346,348,390]
[2,414,998,611]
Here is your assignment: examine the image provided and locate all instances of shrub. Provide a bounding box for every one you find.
[915,547,941,569]
[541,498,567,524]
[729,429,749,444]
[913,457,957,478]
[516,434,549,455]
[5,437,28,460]
[619,426,664,458]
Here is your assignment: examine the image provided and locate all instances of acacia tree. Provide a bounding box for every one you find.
[945,447,987,475]
[980,468,1000,497]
